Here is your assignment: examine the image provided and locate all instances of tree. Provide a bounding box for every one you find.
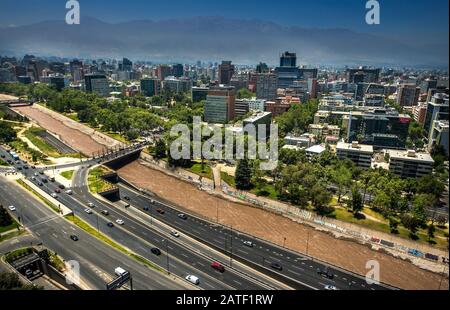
[154,139,167,159]
[0,122,17,143]
[0,205,13,227]
[310,184,332,214]
[235,159,252,190]
[427,223,436,242]
[412,194,433,226]
[332,165,352,203]
[348,187,364,215]
[401,214,420,237]
[388,216,400,234]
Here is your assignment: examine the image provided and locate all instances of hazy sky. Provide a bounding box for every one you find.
[0,0,448,38]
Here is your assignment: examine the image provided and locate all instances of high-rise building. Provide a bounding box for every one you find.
[84,74,110,97]
[192,86,209,102]
[119,58,133,71]
[420,79,438,94]
[280,51,297,67]
[397,84,420,106]
[49,76,66,91]
[234,100,250,118]
[428,120,449,156]
[346,67,381,83]
[162,76,192,93]
[256,62,269,73]
[172,64,184,78]
[256,73,278,100]
[423,93,449,135]
[204,86,235,123]
[140,78,161,97]
[218,61,235,85]
[157,65,172,81]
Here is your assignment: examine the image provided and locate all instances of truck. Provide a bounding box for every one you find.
[114,267,127,277]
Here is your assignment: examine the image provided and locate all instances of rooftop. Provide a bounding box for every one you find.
[388,150,434,163]
[337,142,374,153]
[305,144,326,154]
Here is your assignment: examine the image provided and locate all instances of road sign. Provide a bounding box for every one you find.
[106,271,131,290]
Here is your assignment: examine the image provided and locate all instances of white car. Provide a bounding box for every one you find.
[324,285,339,290]
[243,240,254,247]
[65,189,73,195]
[8,205,16,211]
[116,219,124,225]
[51,193,58,198]
[185,275,200,285]
[84,208,93,214]
[170,231,180,238]
[87,202,95,208]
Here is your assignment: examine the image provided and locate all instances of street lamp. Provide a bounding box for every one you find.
[283,237,286,248]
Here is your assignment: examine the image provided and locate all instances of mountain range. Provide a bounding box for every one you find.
[0,16,448,67]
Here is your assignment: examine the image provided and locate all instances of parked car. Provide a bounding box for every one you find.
[211,262,225,273]
[70,235,79,241]
[185,275,200,285]
[151,248,161,256]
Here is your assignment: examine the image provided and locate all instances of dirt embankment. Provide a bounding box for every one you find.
[13,106,107,155]
[118,160,449,290]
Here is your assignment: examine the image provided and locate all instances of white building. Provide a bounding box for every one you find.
[336,141,374,168]
[388,150,434,178]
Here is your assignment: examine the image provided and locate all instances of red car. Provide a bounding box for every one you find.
[211,262,225,273]
[54,188,61,193]
[156,209,165,214]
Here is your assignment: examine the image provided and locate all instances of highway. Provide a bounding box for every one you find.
[1,146,279,290]
[114,180,396,291]
[0,177,188,290]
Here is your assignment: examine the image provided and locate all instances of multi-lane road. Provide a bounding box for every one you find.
[0,177,188,290]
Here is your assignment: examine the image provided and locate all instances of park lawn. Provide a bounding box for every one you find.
[0,230,23,242]
[220,171,235,187]
[0,219,19,233]
[63,113,80,122]
[9,139,47,163]
[24,127,60,157]
[250,182,279,200]
[88,166,114,193]
[61,170,74,180]
[329,207,448,250]
[186,162,213,180]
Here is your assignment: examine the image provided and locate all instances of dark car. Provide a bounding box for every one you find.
[106,222,114,228]
[17,166,22,171]
[270,262,283,271]
[58,184,65,189]
[0,154,5,158]
[41,178,48,183]
[23,165,29,170]
[123,196,131,201]
[151,248,161,256]
[55,188,61,193]
[30,165,36,169]
[39,171,44,175]
[317,268,334,279]
[37,182,43,186]
[156,209,165,214]
[70,235,79,241]
[142,206,149,211]
[101,210,109,216]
